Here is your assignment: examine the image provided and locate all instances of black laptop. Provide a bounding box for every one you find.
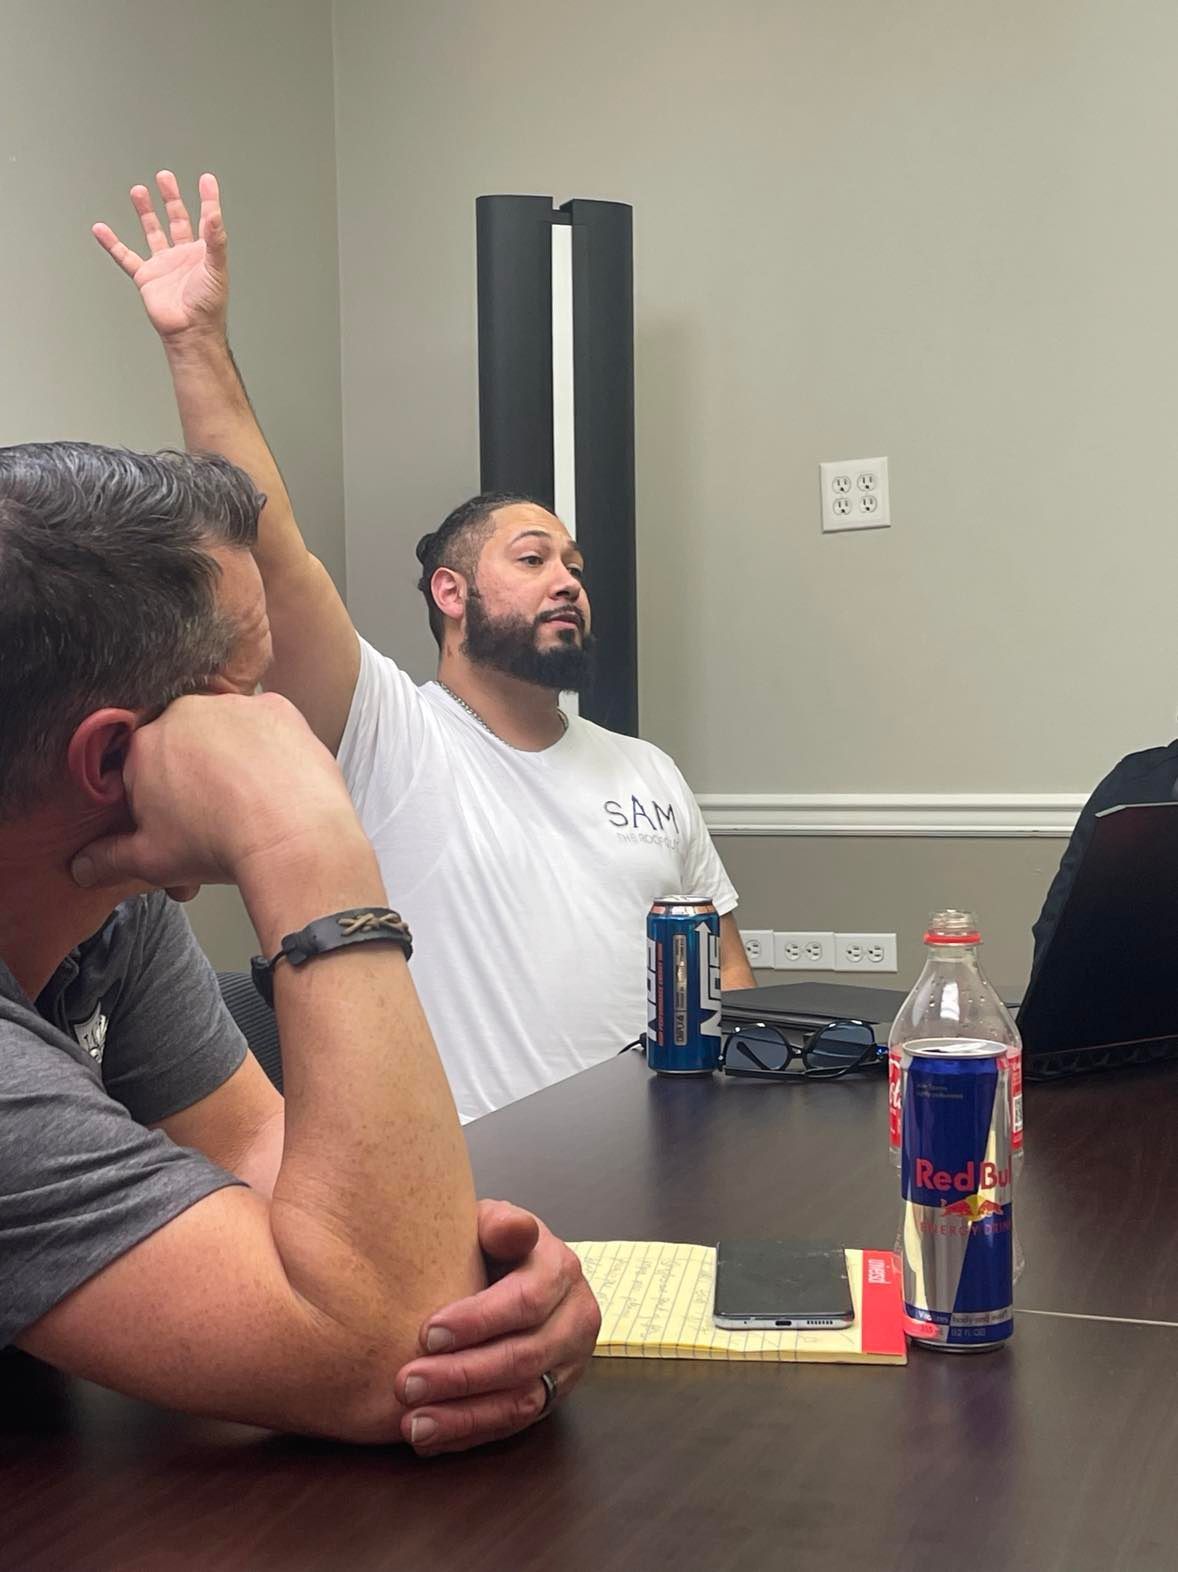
[720,980,920,1036]
[722,802,1178,1079]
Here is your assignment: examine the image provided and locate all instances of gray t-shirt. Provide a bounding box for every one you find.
[1,892,247,1347]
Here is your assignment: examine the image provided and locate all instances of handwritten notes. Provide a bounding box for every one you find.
[568,1243,906,1364]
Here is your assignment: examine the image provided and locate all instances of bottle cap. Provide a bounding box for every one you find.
[923,908,981,945]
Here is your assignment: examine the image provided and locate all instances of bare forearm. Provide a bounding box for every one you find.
[17,688,474,1440]
[721,957,757,990]
[234,1105,285,1195]
[719,913,757,990]
[164,332,307,582]
[161,331,359,750]
[239,836,483,1345]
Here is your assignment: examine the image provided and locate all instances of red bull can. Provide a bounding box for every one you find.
[900,1039,1014,1352]
[645,897,721,1075]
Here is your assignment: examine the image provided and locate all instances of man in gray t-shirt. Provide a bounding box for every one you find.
[1,892,245,1346]
[0,438,598,1451]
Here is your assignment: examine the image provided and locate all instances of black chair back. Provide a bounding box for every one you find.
[216,970,283,1092]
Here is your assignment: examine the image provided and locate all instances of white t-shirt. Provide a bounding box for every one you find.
[337,639,739,1121]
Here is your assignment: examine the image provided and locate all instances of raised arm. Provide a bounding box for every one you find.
[93,173,360,753]
[17,694,481,1441]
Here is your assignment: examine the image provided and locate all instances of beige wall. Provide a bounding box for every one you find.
[719,834,1067,994]
[329,0,1177,964]
[332,0,1178,793]
[1,0,344,971]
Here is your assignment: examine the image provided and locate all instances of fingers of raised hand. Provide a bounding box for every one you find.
[154,169,195,245]
[197,173,226,258]
[91,223,145,278]
[129,184,169,254]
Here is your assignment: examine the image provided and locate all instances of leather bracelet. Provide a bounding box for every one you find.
[250,907,413,1008]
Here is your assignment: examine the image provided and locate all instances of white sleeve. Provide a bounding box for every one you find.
[335,638,429,827]
[672,764,739,916]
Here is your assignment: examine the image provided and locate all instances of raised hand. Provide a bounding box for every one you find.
[93,171,228,341]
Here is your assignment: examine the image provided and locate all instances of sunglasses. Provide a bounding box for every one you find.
[719,1018,884,1081]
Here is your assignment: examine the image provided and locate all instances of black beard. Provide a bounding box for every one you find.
[461,595,595,693]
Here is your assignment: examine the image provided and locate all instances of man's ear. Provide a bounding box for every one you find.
[431,566,469,624]
[66,709,138,808]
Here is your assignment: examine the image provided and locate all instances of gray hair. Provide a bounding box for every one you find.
[0,441,263,817]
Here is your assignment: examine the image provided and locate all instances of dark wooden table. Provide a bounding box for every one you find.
[5,1053,1178,1572]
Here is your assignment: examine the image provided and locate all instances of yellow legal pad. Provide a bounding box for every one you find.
[568,1242,907,1365]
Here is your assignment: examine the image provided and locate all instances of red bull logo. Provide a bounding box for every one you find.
[940,1193,1004,1221]
[914,1158,1010,1193]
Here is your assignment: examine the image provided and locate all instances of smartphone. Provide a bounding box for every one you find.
[713,1240,854,1330]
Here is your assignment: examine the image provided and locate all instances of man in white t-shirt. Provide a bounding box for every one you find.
[96,170,756,1119]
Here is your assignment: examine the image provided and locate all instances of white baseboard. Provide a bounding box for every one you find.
[698,793,1086,838]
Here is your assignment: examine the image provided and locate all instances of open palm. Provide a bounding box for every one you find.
[94,170,228,339]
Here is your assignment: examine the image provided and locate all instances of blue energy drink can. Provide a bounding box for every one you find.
[645,897,722,1075]
[900,1039,1014,1352]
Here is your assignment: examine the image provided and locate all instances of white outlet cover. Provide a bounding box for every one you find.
[739,929,774,968]
[833,932,898,972]
[820,457,890,533]
[774,931,835,971]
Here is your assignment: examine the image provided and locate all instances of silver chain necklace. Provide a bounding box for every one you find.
[437,681,568,746]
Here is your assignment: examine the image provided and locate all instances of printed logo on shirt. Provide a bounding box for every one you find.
[71,1001,109,1064]
[603,795,681,850]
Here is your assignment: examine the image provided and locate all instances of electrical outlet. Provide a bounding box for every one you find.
[774,931,835,971]
[739,929,774,968]
[820,457,891,533]
[834,932,898,972]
